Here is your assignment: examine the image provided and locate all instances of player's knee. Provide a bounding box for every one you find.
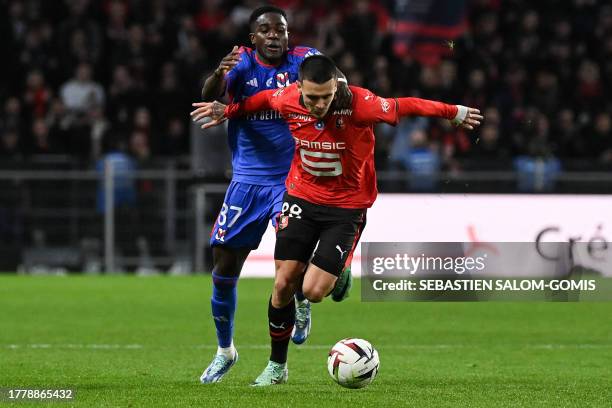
[302,285,327,303]
[274,261,302,291]
[212,247,249,277]
[273,275,296,302]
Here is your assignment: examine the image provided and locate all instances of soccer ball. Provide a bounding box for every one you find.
[327,338,380,388]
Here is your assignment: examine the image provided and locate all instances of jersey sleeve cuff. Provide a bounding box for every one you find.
[451,105,468,125]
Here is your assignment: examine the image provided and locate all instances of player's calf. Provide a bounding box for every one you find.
[302,286,328,303]
[268,296,295,363]
[302,261,342,303]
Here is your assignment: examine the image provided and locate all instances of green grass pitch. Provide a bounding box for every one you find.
[1,275,611,407]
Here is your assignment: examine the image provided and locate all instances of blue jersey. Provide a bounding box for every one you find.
[224,46,320,186]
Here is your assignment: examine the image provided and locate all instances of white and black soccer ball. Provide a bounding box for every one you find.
[327,338,380,389]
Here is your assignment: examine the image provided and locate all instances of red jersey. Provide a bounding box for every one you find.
[225,84,457,208]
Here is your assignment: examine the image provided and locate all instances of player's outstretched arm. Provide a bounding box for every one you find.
[353,88,483,130]
[191,89,278,129]
[395,97,483,130]
[201,46,241,101]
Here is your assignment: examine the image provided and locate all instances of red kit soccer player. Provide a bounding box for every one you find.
[191,55,483,385]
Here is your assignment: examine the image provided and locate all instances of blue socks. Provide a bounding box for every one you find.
[210,273,304,348]
[211,273,239,348]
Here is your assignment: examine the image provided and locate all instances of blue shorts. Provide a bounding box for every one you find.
[210,181,286,249]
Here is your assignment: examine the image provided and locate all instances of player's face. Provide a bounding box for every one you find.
[298,79,337,118]
[250,13,289,64]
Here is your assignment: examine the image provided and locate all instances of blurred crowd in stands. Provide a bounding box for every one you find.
[0,0,611,172]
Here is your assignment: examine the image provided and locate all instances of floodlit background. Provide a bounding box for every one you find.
[0,0,611,274]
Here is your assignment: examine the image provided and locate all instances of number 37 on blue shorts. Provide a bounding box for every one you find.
[210,181,286,249]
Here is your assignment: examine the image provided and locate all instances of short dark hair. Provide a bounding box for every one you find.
[299,55,337,84]
[249,6,288,29]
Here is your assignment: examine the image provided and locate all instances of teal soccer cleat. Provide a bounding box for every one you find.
[199,350,238,384]
[251,361,288,386]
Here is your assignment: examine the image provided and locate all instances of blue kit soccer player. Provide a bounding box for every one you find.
[196,6,352,383]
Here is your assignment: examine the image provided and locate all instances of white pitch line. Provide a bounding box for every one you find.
[530,344,612,349]
[3,343,612,350]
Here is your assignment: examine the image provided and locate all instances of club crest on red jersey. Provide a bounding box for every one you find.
[315,120,325,130]
[336,117,345,129]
